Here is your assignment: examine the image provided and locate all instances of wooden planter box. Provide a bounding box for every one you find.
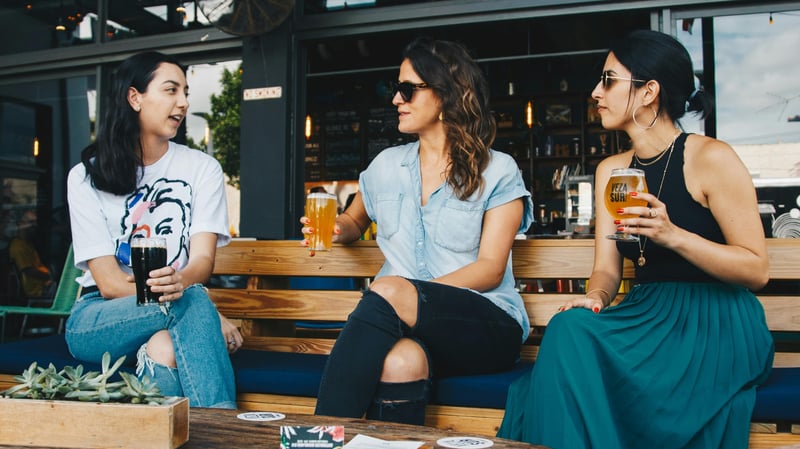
[0,396,189,448]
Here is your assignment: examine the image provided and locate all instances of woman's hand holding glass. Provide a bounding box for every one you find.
[615,191,673,246]
[126,263,185,302]
[300,216,342,256]
[604,168,648,241]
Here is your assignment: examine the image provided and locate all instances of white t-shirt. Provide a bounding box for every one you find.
[67,141,230,288]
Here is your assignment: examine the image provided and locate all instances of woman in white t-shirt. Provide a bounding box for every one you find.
[66,52,238,408]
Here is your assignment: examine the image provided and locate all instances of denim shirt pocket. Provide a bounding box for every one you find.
[375,192,403,239]
[434,198,484,252]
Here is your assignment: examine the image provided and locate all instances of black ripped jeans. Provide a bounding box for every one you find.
[314,279,523,424]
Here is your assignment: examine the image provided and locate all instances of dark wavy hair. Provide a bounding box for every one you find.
[402,37,496,200]
[609,29,712,122]
[81,51,186,195]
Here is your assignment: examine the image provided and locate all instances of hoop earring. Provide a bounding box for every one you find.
[632,104,658,130]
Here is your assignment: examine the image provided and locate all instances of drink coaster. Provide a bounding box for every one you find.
[236,411,286,421]
[436,436,494,448]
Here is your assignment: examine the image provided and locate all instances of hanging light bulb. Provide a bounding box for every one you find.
[305,115,313,140]
[55,0,66,30]
[526,101,534,129]
[769,12,774,25]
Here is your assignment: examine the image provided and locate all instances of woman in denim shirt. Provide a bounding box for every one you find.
[305,38,533,425]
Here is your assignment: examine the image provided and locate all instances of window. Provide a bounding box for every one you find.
[677,8,800,237]
[0,1,212,55]
[676,10,800,179]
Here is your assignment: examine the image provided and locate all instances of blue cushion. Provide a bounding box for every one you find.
[753,367,800,422]
[3,335,798,424]
[432,362,533,409]
[0,334,136,378]
[289,277,356,290]
[231,349,327,397]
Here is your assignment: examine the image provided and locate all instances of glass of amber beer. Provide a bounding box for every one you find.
[604,168,648,241]
[305,192,338,251]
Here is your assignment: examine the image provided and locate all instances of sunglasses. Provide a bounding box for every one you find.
[600,71,646,89]
[391,81,430,102]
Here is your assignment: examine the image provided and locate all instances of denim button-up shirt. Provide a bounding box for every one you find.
[360,141,533,341]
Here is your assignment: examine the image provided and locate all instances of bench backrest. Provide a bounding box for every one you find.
[208,239,800,366]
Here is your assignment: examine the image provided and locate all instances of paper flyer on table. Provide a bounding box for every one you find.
[343,434,424,449]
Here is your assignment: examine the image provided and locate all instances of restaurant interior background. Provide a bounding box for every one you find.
[1,1,799,314]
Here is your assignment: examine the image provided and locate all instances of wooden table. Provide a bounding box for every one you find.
[184,408,547,449]
[0,407,546,449]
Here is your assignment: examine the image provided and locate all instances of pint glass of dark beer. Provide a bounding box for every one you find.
[131,236,167,306]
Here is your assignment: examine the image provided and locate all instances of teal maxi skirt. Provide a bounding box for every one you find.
[497,281,774,449]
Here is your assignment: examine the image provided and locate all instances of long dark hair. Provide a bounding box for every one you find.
[81,52,186,195]
[609,29,712,121]
[402,38,496,200]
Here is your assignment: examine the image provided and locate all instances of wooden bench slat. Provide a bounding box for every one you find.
[214,240,383,277]
[210,289,359,321]
[241,336,336,355]
[759,296,800,331]
[774,352,800,368]
[766,239,800,279]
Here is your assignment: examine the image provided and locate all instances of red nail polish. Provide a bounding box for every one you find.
[616,208,624,214]
[617,226,625,232]
[592,305,600,314]
[631,191,638,197]
[613,219,621,225]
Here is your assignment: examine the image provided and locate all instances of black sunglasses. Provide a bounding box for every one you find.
[391,81,430,102]
[600,71,646,89]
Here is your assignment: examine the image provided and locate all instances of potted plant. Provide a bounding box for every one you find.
[0,352,189,449]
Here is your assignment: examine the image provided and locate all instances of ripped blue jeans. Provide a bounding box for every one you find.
[65,284,236,408]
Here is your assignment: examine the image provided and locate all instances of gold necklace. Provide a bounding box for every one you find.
[633,132,680,166]
[633,133,679,267]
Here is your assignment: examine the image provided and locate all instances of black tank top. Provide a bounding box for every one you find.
[617,133,724,283]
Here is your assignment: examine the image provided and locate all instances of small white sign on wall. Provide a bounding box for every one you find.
[243,86,282,101]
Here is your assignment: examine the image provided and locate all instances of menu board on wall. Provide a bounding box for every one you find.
[304,141,321,181]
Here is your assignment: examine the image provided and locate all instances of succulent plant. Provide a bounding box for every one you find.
[1,352,175,406]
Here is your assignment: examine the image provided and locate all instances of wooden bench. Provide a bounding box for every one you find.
[208,238,800,449]
[1,238,798,448]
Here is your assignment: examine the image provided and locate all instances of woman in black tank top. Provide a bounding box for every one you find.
[499,29,773,449]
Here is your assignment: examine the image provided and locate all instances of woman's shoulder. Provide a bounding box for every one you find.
[368,141,418,167]
[169,142,222,168]
[488,148,514,163]
[67,161,89,184]
[595,151,633,175]
[684,134,741,169]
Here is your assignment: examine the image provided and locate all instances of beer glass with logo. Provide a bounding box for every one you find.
[305,192,338,252]
[131,236,167,305]
[604,168,648,241]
